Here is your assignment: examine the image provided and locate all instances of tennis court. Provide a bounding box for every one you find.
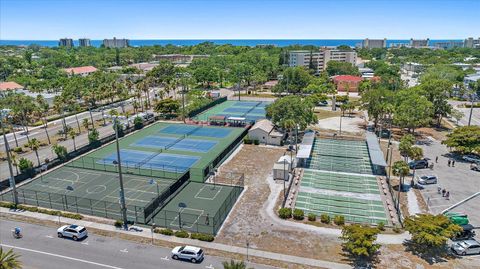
[3,166,178,223]
[151,181,243,234]
[194,100,271,123]
[132,135,218,153]
[159,124,233,138]
[295,137,389,225]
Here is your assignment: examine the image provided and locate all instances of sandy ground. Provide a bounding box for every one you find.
[316,115,365,134]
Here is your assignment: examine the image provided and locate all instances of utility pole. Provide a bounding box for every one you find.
[1,110,18,206]
[237,71,241,101]
[113,117,128,230]
[468,94,475,126]
[182,78,186,123]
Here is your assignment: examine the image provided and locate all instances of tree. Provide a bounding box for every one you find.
[392,160,409,201]
[82,118,90,132]
[360,87,394,128]
[442,126,480,154]
[399,134,415,161]
[326,61,360,76]
[265,95,317,130]
[18,157,34,175]
[154,98,180,116]
[10,152,19,175]
[404,214,462,258]
[26,138,41,166]
[449,109,464,125]
[133,116,144,130]
[52,144,68,160]
[68,129,77,151]
[35,94,51,144]
[417,78,453,126]
[340,224,381,261]
[222,260,252,269]
[394,89,433,133]
[0,247,22,269]
[88,128,100,147]
[273,67,312,95]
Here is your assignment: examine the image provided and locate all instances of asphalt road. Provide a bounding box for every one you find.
[0,219,275,269]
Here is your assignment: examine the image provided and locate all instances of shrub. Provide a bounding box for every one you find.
[253,139,260,145]
[0,201,15,209]
[2,203,83,219]
[191,233,215,242]
[278,207,292,219]
[393,226,402,233]
[155,228,174,236]
[377,221,385,231]
[292,209,304,220]
[52,144,68,160]
[18,158,34,174]
[133,116,144,130]
[174,230,189,238]
[88,128,100,146]
[307,213,316,221]
[243,137,252,144]
[334,215,345,226]
[13,147,23,153]
[320,214,331,224]
[114,220,123,228]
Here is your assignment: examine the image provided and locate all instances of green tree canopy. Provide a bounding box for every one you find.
[265,95,317,130]
[340,224,381,259]
[273,67,312,95]
[394,89,433,133]
[154,98,181,115]
[442,126,480,154]
[326,61,360,76]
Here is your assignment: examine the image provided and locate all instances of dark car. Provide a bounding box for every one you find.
[453,224,476,241]
[409,159,429,169]
[317,100,328,106]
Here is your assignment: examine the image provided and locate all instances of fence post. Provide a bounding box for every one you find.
[35,191,39,206]
[89,199,93,215]
[48,193,52,208]
[104,201,108,218]
[75,196,79,213]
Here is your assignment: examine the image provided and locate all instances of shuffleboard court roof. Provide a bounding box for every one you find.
[297,131,315,159]
[366,132,388,167]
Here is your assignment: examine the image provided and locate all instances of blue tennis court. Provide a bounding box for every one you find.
[224,107,251,113]
[233,101,260,107]
[190,127,232,138]
[159,124,232,138]
[99,149,154,166]
[132,136,178,149]
[169,138,217,153]
[142,153,200,172]
[159,125,199,136]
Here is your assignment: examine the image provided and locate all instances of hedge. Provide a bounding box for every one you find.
[307,213,316,221]
[292,209,304,220]
[174,230,189,238]
[0,202,83,220]
[278,207,292,219]
[190,233,215,242]
[155,228,174,236]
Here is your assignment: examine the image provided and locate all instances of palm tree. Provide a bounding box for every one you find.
[27,138,41,166]
[392,160,410,212]
[137,80,149,110]
[53,95,68,139]
[70,102,82,133]
[10,152,19,175]
[8,119,19,148]
[222,260,252,269]
[82,118,90,132]
[35,95,51,144]
[0,247,22,269]
[68,129,77,151]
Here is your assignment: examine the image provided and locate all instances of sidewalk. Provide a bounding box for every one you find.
[0,207,351,269]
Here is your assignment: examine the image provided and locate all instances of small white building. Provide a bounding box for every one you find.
[248,119,284,146]
[273,155,291,181]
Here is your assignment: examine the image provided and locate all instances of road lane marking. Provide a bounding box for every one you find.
[161,256,169,261]
[120,248,128,253]
[45,235,53,239]
[82,241,89,245]
[0,243,125,269]
[205,264,215,269]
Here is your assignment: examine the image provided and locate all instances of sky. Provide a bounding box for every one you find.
[0,0,479,40]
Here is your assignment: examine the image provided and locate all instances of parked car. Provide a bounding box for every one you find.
[453,224,476,241]
[317,100,328,106]
[417,175,438,185]
[471,163,480,172]
[171,246,204,263]
[451,239,480,255]
[463,154,480,164]
[409,159,429,169]
[57,225,88,241]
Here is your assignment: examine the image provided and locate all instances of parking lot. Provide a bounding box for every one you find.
[414,139,480,227]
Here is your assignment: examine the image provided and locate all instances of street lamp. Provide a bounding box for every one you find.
[112,116,128,231]
[149,178,160,196]
[177,72,191,123]
[1,109,19,206]
[178,202,187,229]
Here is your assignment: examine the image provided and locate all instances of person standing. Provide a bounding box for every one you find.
[448,159,451,167]
[442,189,446,197]
[435,156,438,163]
[446,191,450,200]
[452,160,455,167]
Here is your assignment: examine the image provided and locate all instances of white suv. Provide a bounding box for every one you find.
[57,225,88,241]
[171,246,204,263]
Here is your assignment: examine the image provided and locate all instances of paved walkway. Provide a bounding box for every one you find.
[0,207,350,269]
[407,189,422,216]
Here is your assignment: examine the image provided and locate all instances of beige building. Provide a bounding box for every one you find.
[464,37,480,48]
[79,38,91,47]
[289,49,357,74]
[273,155,291,181]
[362,38,387,49]
[248,119,284,146]
[410,38,430,48]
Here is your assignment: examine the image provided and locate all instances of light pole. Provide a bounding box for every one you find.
[468,93,475,126]
[178,202,186,229]
[1,109,18,206]
[113,117,128,230]
[151,223,156,245]
[149,179,160,196]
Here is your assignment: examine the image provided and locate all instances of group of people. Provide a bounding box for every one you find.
[437,187,450,200]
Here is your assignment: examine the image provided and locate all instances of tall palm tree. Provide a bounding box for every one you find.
[35,95,51,144]
[8,117,19,148]
[0,247,22,269]
[68,128,77,151]
[392,160,410,212]
[70,102,82,133]
[27,138,41,166]
[10,152,19,175]
[53,95,68,139]
[82,118,90,132]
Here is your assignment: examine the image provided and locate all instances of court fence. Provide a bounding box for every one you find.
[149,183,243,235]
[187,96,227,118]
[0,188,147,223]
[66,156,188,179]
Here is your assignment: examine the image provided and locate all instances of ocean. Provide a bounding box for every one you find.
[0,39,462,48]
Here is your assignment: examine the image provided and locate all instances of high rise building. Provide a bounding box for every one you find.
[289,49,357,74]
[59,38,74,48]
[410,38,430,48]
[464,37,480,48]
[362,38,387,49]
[103,37,129,48]
[434,41,464,49]
[79,38,91,47]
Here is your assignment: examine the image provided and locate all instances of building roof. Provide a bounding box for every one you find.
[297,131,315,159]
[366,132,388,167]
[332,75,363,83]
[264,80,278,87]
[250,119,274,133]
[0,81,23,91]
[63,66,98,75]
[465,74,480,82]
[130,63,158,72]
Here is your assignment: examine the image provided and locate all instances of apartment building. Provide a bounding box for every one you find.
[464,37,480,48]
[361,38,387,49]
[289,49,357,74]
[59,38,74,48]
[434,41,464,49]
[410,38,430,48]
[79,38,91,47]
[103,37,130,48]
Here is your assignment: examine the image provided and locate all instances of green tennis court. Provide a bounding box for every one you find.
[151,181,242,234]
[194,100,270,123]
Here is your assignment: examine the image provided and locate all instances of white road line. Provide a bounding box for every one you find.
[45,235,53,238]
[82,241,89,245]
[0,244,124,269]
[120,248,128,253]
[161,256,169,261]
[205,264,215,269]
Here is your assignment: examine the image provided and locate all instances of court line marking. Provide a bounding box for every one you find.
[194,185,223,200]
[0,244,125,269]
[169,208,205,228]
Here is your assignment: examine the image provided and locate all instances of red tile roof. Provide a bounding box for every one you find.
[63,66,98,75]
[332,75,363,82]
[0,81,23,91]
